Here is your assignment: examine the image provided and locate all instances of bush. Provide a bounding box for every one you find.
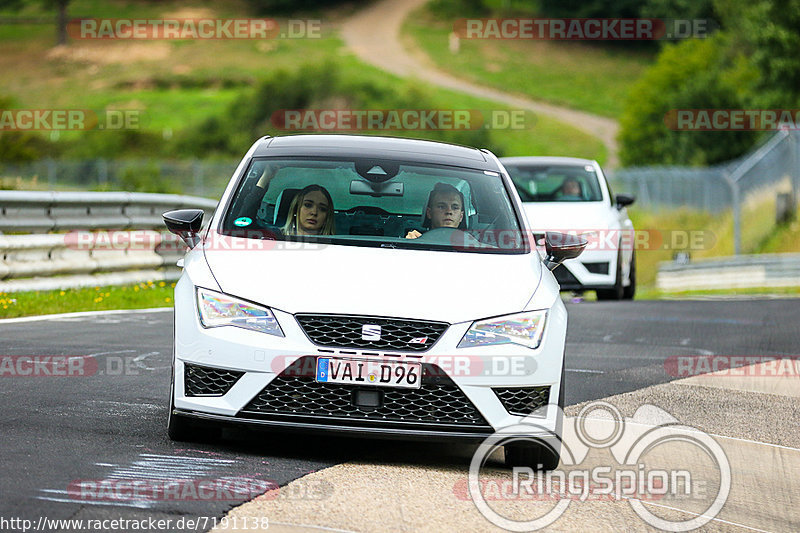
[618,34,759,166]
[176,61,493,158]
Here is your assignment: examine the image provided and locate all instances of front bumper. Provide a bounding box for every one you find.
[173,277,568,441]
[552,249,618,290]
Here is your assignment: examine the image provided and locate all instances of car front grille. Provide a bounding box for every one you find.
[493,386,551,416]
[295,314,448,352]
[184,364,244,397]
[238,356,491,430]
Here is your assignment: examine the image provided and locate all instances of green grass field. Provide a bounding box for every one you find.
[0,0,607,163]
[403,6,654,118]
[0,281,174,319]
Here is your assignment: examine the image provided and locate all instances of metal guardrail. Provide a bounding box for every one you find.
[0,191,217,292]
[0,190,217,233]
[656,253,800,292]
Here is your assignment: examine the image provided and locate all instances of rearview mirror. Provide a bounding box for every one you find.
[544,231,588,271]
[615,193,635,208]
[163,209,204,248]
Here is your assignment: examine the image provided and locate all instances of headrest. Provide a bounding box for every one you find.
[273,188,301,227]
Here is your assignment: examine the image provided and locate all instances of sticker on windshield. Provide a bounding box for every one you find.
[234,217,252,227]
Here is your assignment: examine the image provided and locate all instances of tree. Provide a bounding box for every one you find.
[619,34,758,166]
[716,0,800,107]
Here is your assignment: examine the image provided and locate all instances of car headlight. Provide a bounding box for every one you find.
[196,288,284,337]
[458,310,547,350]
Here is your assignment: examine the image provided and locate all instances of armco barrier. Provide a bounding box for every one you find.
[657,253,800,292]
[0,191,217,292]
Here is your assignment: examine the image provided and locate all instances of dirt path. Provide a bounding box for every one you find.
[339,0,620,167]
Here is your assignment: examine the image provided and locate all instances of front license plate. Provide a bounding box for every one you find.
[316,357,421,389]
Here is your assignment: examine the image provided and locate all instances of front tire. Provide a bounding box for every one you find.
[504,367,565,471]
[167,365,221,442]
[623,251,636,300]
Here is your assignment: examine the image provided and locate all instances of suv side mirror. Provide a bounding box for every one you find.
[615,193,635,209]
[163,209,204,248]
[544,232,588,271]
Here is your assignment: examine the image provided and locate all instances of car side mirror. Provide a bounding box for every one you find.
[163,209,204,248]
[615,193,635,209]
[544,231,587,271]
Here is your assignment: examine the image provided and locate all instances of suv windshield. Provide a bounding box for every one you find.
[505,164,603,202]
[219,158,526,254]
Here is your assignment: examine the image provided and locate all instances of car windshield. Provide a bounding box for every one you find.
[504,164,603,202]
[219,158,527,254]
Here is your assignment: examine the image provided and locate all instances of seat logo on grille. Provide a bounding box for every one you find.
[361,324,381,341]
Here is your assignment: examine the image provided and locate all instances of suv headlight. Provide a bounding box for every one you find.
[458,310,547,350]
[196,288,284,337]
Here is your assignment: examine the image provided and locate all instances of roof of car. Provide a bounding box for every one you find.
[252,134,498,169]
[499,156,598,167]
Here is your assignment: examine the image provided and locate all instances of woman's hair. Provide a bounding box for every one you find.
[282,184,336,236]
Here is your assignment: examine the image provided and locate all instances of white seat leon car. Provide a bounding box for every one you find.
[163,135,585,470]
[500,156,636,300]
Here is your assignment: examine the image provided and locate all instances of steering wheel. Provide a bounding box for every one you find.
[414,227,486,248]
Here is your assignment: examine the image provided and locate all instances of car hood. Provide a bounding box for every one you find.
[523,202,615,232]
[202,237,542,324]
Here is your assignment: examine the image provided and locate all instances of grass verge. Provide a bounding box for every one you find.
[402,5,653,118]
[0,281,174,319]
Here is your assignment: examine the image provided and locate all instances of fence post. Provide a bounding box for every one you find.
[793,131,799,205]
[46,158,56,188]
[98,158,108,189]
[192,159,205,197]
[724,171,742,255]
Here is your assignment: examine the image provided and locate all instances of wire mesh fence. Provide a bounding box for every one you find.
[608,130,799,214]
[2,130,798,254]
[608,130,799,254]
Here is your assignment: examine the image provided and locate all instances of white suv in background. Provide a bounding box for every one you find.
[501,156,635,300]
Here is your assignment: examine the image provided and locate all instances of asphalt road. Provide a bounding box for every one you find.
[1,299,798,531]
